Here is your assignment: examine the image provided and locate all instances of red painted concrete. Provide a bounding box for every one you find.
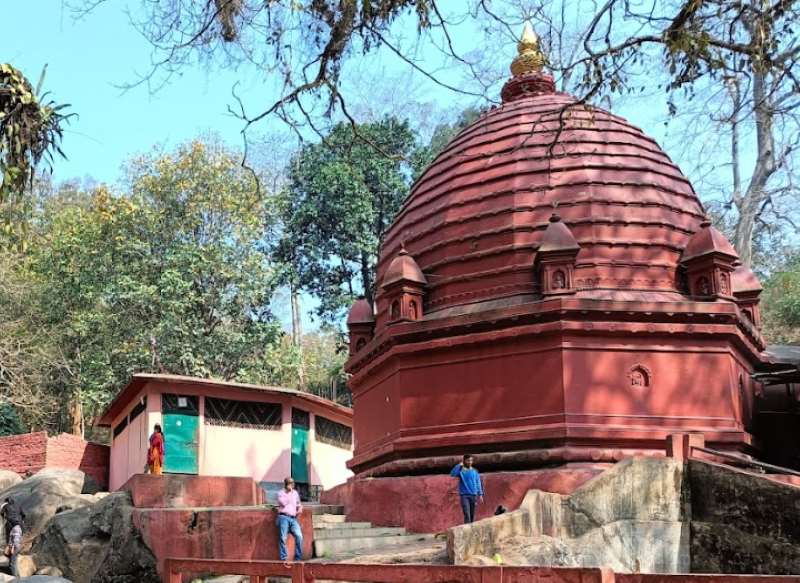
[321,466,603,533]
[164,559,800,583]
[135,506,312,577]
[122,474,264,508]
[0,431,109,488]
[345,67,767,476]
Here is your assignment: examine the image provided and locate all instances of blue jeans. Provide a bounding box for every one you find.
[9,552,18,578]
[460,494,477,524]
[276,514,303,561]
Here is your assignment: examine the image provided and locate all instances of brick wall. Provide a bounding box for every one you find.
[0,431,110,489]
[0,431,48,475]
[46,433,110,490]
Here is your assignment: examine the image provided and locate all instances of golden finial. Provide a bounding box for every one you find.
[510,22,545,77]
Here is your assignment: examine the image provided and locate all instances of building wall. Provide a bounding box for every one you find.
[0,431,109,489]
[308,436,353,490]
[201,423,290,483]
[108,380,353,492]
[108,388,152,491]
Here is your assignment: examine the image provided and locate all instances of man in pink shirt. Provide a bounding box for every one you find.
[276,477,304,561]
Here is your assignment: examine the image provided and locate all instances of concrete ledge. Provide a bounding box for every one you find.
[121,473,263,508]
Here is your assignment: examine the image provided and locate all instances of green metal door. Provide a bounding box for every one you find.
[291,409,309,484]
[163,412,199,474]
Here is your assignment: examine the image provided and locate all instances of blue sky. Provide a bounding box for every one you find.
[3,2,266,184]
[2,2,682,187]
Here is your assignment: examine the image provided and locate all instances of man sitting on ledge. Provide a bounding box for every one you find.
[276,477,304,561]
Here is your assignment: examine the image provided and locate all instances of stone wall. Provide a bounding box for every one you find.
[0,431,109,489]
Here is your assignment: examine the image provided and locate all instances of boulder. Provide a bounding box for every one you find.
[35,566,64,577]
[18,577,73,583]
[15,553,37,577]
[31,491,159,583]
[0,470,22,492]
[0,469,101,542]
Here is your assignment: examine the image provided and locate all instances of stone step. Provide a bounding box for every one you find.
[313,533,434,557]
[312,513,348,524]
[313,526,406,540]
[306,504,345,515]
[313,520,372,529]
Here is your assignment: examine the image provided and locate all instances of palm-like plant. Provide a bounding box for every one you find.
[0,63,73,204]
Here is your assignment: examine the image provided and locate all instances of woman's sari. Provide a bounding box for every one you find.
[147,431,165,475]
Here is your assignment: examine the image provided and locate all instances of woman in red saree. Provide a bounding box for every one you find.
[147,424,165,475]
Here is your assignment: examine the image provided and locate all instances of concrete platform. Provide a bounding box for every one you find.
[314,527,406,540]
[314,532,435,556]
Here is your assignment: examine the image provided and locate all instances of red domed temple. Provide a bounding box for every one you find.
[345,28,764,475]
[326,24,799,536]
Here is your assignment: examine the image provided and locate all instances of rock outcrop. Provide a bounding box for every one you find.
[0,469,102,542]
[0,469,22,492]
[688,459,800,574]
[448,456,800,575]
[31,491,159,583]
[448,457,689,572]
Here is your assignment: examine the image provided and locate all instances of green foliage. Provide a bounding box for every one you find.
[0,402,26,436]
[277,117,418,322]
[762,254,800,344]
[25,140,283,423]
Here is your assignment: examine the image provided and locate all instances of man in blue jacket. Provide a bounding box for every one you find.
[450,454,484,523]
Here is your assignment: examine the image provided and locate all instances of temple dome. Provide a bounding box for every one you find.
[347,297,375,325]
[382,247,426,288]
[375,81,707,319]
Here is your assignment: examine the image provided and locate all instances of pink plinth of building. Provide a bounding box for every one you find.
[124,473,311,577]
[321,465,604,533]
[0,431,109,489]
[122,473,264,508]
[135,507,312,576]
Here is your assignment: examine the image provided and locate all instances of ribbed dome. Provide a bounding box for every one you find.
[376,91,706,318]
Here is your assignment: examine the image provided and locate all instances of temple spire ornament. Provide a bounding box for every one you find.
[501,22,555,102]
[510,22,546,77]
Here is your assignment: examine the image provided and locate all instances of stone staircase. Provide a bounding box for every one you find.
[312,511,435,558]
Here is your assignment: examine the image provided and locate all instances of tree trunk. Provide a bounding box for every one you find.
[290,287,306,389]
[290,287,302,346]
[69,392,83,438]
[361,251,373,303]
[732,15,777,267]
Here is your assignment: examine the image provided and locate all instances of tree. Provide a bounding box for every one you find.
[762,253,800,344]
[276,117,417,322]
[0,64,72,233]
[0,402,26,437]
[0,251,65,431]
[27,139,283,434]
